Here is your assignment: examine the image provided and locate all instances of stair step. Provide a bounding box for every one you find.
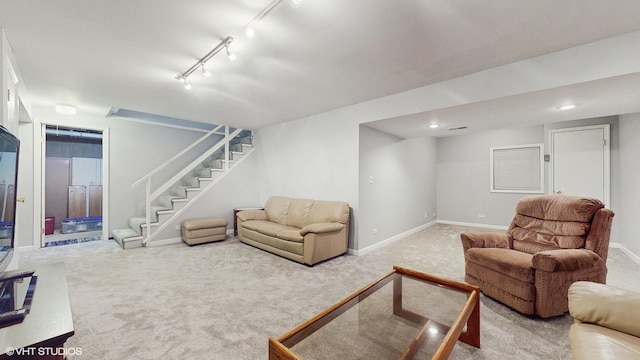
[142,205,171,222]
[112,228,143,249]
[171,186,189,197]
[155,195,185,208]
[182,177,200,187]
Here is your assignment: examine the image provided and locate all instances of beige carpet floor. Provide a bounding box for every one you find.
[19,224,640,359]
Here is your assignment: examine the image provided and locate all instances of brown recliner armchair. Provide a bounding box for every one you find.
[461,194,614,318]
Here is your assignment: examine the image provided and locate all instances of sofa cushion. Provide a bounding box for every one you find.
[275,229,304,243]
[305,200,349,226]
[570,323,640,360]
[466,248,534,283]
[240,220,298,238]
[264,196,291,225]
[569,281,640,338]
[285,198,314,229]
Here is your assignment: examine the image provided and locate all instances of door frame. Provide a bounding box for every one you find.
[36,121,110,249]
[548,124,610,206]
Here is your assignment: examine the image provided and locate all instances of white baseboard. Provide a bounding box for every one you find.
[147,237,183,247]
[349,221,437,256]
[436,220,509,231]
[609,242,640,265]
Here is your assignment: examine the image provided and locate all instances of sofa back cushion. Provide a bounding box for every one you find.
[264,196,292,225]
[285,198,315,228]
[264,197,349,228]
[305,200,349,227]
[508,195,604,253]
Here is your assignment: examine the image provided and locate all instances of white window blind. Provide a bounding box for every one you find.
[490,144,543,193]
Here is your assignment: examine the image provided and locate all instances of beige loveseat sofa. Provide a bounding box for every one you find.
[568,281,640,360]
[236,196,349,266]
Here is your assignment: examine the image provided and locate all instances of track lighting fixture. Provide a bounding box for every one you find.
[176,0,304,89]
[175,36,234,88]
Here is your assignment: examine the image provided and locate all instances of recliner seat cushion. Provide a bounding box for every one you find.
[466,248,534,283]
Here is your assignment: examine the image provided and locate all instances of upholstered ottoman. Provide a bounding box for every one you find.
[181,218,228,245]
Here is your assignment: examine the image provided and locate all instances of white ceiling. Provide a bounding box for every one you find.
[2,0,640,137]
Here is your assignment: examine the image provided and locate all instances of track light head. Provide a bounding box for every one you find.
[181,77,192,90]
[201,64,211,78]
[225,42,237,62]
[289,0,304,7]
[245,26,255,38]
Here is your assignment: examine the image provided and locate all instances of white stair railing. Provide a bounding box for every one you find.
[131,125,244,245]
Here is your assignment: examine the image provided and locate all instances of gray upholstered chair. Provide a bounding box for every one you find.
[461,194,614,318]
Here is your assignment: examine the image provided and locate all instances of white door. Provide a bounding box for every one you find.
[549,124,610,205]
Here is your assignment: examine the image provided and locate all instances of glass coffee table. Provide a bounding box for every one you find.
[269,266,480,359]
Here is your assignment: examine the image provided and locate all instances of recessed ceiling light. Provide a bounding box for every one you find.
[556,104,577,111]
[54,104,77,115]
[429,124,439,129]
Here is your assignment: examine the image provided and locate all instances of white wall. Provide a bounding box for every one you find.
[617,114,640,257]
[255,114,359,203]
[436,126,544,226]
[358,125,437,250]
[255,112,360,247]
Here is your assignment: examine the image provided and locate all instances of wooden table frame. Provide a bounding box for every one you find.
[269,266,480,360]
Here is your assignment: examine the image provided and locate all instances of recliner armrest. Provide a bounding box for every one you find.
[300,223,345,235]
[236,210,268,222]
[569,281,640,338]
[461,232,511,253]
[532,249,602,272]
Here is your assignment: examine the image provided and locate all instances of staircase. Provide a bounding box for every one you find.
[112,126,254,249]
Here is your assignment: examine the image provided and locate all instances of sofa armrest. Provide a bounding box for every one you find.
[300,223,345,236]
[532,249,602,272]
[236,210,268,222]
[569,281,640,338]
[461,232,511,253]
